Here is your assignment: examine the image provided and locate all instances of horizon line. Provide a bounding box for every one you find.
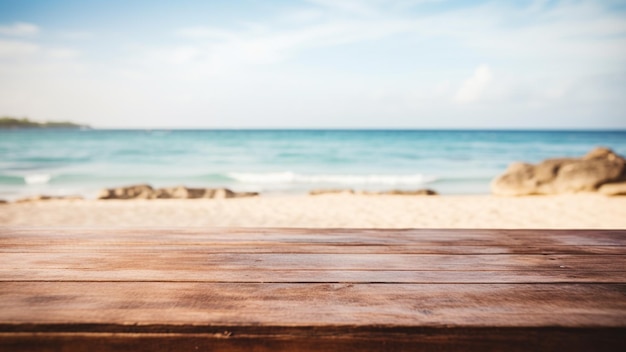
[74,126,626,132]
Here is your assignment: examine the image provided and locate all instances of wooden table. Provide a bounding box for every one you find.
[1,228,625,351]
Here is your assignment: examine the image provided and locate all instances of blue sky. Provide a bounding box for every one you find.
[0,0,625,128]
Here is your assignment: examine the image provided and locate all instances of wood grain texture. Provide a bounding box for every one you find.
[1,282,625,326]
[2,328,625,352]
[1,227,625,351]
[3,269,626,283]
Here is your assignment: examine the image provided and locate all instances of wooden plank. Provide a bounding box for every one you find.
[2,269,626,283]
[2,244,625,254]
[2,228,626,246]
[1,227,625,351]
[2,328,624,352]
[3,228,625,257]
[1,282,625,327]
[2,228,624,258]
[1,252,623,272]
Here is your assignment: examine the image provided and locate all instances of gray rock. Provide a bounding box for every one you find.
[97,184,257,200]
[372,189,438,196]
[309,189,355,195]
[15,195,83,203]
[155,186,208,199]
[553,158,624,192]
[232,191,259,198]
[598,182,626,196]
[491,147,626,196]
[98,184,154,200]
[213,188,235,199]
[491,162,539,196]
[309,189,438,196]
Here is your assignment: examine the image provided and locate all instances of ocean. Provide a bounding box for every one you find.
[1,129,625,200]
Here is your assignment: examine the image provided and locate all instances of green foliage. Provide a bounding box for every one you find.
[0,117,89,129]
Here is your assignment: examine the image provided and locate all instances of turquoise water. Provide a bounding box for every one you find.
[1,129,625,200]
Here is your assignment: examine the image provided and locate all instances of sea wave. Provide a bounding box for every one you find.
[0,173,55,185]
[24,174,52,185]
[227,172,437,185]
[0,174,26,185]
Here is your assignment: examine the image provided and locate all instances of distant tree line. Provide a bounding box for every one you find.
[0,117,89,129]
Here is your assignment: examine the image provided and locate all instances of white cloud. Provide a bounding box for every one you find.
[166,19,419,76]
[0,40,39,58]
[1,1,625,128]
[455,65,493,104]
[154,46,199,64]
[47,48,81,59]
[58,31,93,40]
[0,22,39,36]
[165,0,626,80]
[281,9,325,23]
[526,0,550,13]
[306,0,377,16]
[176,26,237,40]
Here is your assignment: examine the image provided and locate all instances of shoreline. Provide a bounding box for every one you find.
[1,193,625,229]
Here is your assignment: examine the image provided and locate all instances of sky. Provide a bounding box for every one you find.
[0,0,625,129]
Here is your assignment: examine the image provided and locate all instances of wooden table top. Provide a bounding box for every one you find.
[1,227,625,351]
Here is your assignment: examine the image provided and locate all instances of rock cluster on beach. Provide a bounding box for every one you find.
[97,184,259,200]
[6,186,439,203]
[491,147,626,196]
[309,189,438,196]
[15,195,83,203]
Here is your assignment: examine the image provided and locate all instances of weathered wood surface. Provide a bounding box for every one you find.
[1,227,625,351]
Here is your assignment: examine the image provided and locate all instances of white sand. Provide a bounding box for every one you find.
[1,194,625,228]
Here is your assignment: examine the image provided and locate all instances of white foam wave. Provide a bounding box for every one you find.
[24,174,52,185]
[227,172,436,185]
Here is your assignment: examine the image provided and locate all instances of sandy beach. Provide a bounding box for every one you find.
[1,194,625,228]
